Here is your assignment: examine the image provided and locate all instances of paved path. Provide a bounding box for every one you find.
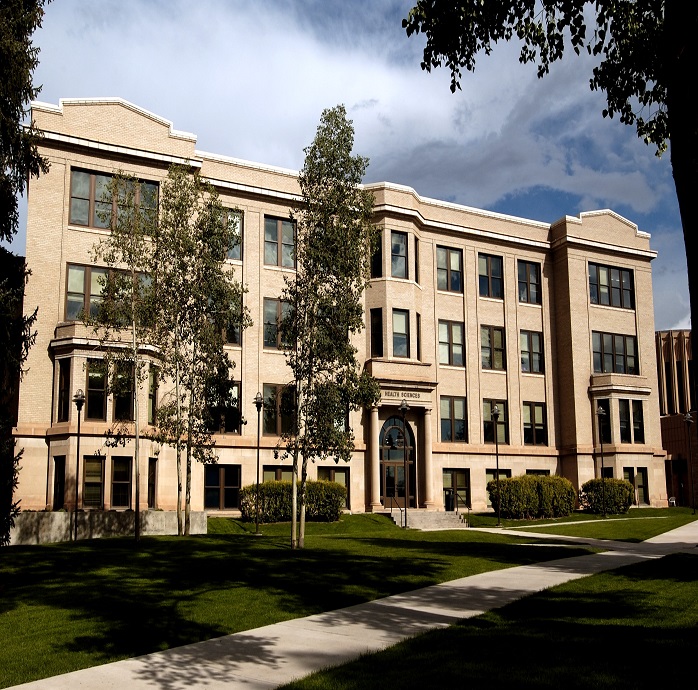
[9,521,698,690]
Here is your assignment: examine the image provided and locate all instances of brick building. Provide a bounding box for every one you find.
[14,98,667,519]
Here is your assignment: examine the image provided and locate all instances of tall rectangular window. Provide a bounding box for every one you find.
[440,396,467,442]
[478,254,503,298]
[520,331,543,373]
[436,246,463,292]
[83,456,104,509]
[371,231,383,278]
[592,332,638,375]
[204,464,241,509]
[392,309,410,358]
[113,363,134,422]
[263,298,290,349]
[523,402,547,445]
[263,384,295,436]
[438,320,464,366]
[111,457,132,508]
[226,210,243,261]
[264,216,295,267]
[633,400,645,444]
[148,365,159,425]
[414,237,420,284]
[66,264,108,320]
[370,308,383,358]
[147,457,157,509]
[416,313,422,362]
[518,261,541,304]
[207,380,242,434]
[597,398,611,444]
[589,263,634,309]
[483,400,508,444]
[57,358,71,422]
[481,326,506,370]
[619,399,632,443]
[391,231,408,278]
[86,359,107,421]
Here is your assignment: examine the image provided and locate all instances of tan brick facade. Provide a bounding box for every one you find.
[14,98,667,518]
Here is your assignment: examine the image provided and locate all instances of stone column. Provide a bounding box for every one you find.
[423,407,435,509]
[370,405,382,510]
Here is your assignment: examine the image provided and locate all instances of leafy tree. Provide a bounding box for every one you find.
[404,1,698,363]
[280,105,380,549]
[152,165,248,536]
[0,0,48,546]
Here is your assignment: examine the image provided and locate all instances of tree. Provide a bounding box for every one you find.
[404,1,698,369]
[280,105,380,549]
[153,165,248,536]
[0,0,48,546]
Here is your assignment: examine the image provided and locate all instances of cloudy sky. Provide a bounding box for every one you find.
[12,0,689,329]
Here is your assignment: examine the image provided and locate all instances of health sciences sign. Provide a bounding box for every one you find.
[381,390,428,405]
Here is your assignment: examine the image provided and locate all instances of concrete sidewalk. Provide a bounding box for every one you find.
[9,521,698,690]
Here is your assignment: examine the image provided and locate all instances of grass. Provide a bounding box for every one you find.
[282,551,698,689]
[0,514,593,688]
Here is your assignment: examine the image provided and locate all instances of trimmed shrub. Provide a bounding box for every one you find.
[239,480,347,523]
[579,478,634,514]
[487,474,576,519]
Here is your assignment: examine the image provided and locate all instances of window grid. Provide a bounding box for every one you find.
[518,261,541,304]
[592,331,638,375]
[440,396,467,442]
[483,400,508,444]
[392,309,410,358]
[111,457,132,508]
[481,325,506,370]
[204,464,241,509]
[264,216,295,268]
[436,246,463,293]
[263,384,295,436]
[66,264,108,321]
[83,456,104,509]
[589,263,634,309]
[438,320,464,366]
[523,402,547,445]
[520,330,543,373]
[263,298,289,349]
[391,231,408,279]
[478,254,503,298]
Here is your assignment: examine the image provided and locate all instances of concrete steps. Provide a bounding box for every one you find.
[381,509,470,530]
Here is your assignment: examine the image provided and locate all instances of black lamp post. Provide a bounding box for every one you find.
[400,399,410,529]
[685,412,695,515]
[254,391,264,535]
[596,405,607,518]
[73,389,85,542]
[492,404,501,527]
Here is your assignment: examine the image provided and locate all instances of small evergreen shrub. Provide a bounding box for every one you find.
[487,474,576,519]
[239,480,347,523]
[579,478,634,514]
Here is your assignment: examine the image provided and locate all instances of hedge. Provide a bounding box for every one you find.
[239,480,347,523]
[579,478,635,514]
[487,475,576,519]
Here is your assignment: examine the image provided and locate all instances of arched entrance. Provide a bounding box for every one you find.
[379,416,416,509]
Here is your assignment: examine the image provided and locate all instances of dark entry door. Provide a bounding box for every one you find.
[379,416,415,509]
[53,456,66,510]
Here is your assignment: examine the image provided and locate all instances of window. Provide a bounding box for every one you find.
[57,358,71,422]
[440,396,467,442]
[592,332,638,374]
[438,321,464,366]
[318,466,350,508]
[523,402,547,445]
[596,398,611,444]
[226,210,243,261]
[264,298,290,349]
[207,380,242,434]
[86,359,107,421]
[483,400,508,444]
[416,313,422,362]
[147,457,157,509]
[633,400,645,444]
[619,399,632,443]
[619,399,645,444]
[392,309,410,358]
[478,254,503,298]
[589,263,634,309]
[518,261,541,304]
[264,216,295,268]
[370,308,383,358]
[520,331,543,373]
[391,231,408,279]
[69,169,158,230]
[148,366,159,425]
[486,467,511,505]
[414,237,420,284]
[113,363,134,421]
[66,264,108,320]
[225,305,243,345]
[436,246,463,292]
[263,466,294,482]
[204,464,241,509]
[263,384,295,436]
[481,326,506,370]
[371,231,383,278]
[111,457,132,508]
[83,456,104,509]
[526,469,550,476]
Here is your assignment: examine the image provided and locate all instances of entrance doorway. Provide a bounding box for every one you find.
[443,469,470,512]
[379,416,415,509]
[53,456,66,510]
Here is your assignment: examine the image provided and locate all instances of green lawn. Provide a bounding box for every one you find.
[281,551,698,689]
[0,514,592,688]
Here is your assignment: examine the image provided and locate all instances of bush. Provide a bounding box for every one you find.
[487,474,576,519]
[239,480,347,523]
[579,478,634,514]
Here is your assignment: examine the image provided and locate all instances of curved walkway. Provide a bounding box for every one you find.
[10,521,698,690]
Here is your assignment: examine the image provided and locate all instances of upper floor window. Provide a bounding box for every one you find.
[523,402,547,445]
[206,380,242,434]
[148,365,159,426]
[370,308,384,358]
[619,399,645,444]
[263,383,295,436]
[226,210,243,261]
[437,246,463,293]
[113,363,134,422]
[391,231,408,279]
[66,264,107,321]
[392,309,410,358]
[589,263,634,309]
[371,231,383,278]
[520,330,543,373]
[478,254,503,299]
[57,358,71,423]
[414,237,420,284]
[438,320,464,366]
[440,396,467,442]
[69,169,158,230]
[264,216,295,268]
[518,261,541,304]
[263,298,290,349]
[592,332,638,375]
[86,359,107,421]
[483,400,508,444]
[481,325,506,370]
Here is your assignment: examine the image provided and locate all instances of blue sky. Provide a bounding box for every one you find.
[11,0,688,329]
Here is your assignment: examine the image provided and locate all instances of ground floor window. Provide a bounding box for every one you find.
[485,467,511,507]
[625,466,649,505]
[525,469,550,476]
[83,456,104,509]
[204,464,241,509]
[263,465,294,482]
[318,466,350,507]
[111,456,132,508]
[443,468,470,511]
[147,457,157,509]
[53,456,66,510]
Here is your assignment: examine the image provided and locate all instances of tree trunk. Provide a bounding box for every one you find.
[298,460,307,549]
[291,446,298,549]
[132,310,140,543]
[175,348,183,536]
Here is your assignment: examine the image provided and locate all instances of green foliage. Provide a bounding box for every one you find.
[579,478,635,515]
[487,475,576,519]
[239,480,347,523]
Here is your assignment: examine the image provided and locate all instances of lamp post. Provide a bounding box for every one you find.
[73,389,85,542]
[400,399,410,529]
[685,412,695,515]
[492,404,501,527]
[254,391,264,535]
[596,405,607,518]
